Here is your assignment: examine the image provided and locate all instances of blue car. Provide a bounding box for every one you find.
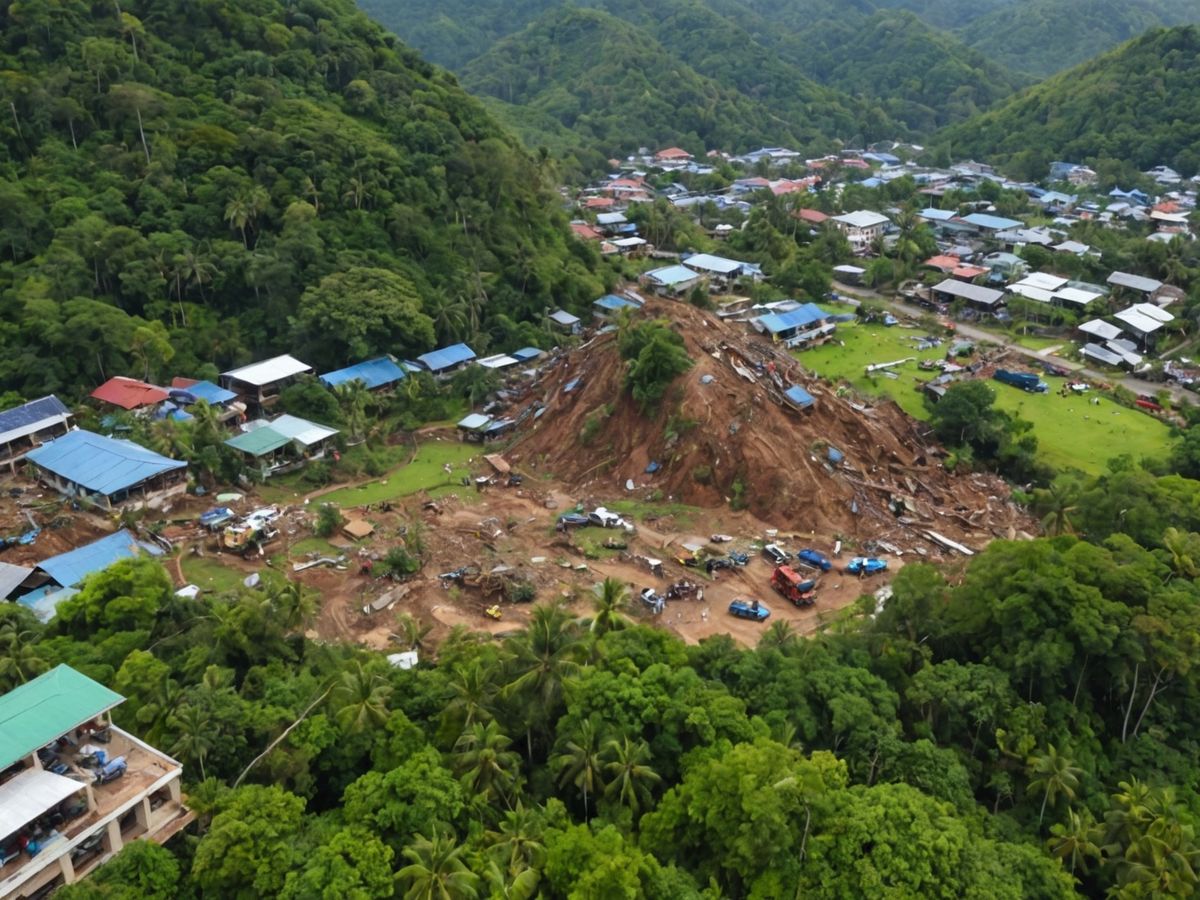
[557,513,590,529]
[846,557,887,576]
[729,599,770,622]
[796,548,832,571]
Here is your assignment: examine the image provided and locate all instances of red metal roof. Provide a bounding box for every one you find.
[90,376,169,410]
[654,147,692,159]
[571,223,603,241]
[924,255,960,272]
[794,208,829,224]
[952,266,989,280]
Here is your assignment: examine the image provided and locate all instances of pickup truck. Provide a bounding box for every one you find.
[729,599,770,622]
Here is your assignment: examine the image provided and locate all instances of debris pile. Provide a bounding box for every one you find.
[510,299,1031,553]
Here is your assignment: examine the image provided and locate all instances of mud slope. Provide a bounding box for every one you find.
[509,299,1027,549]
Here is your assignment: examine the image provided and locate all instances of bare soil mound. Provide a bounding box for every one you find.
[509,299,1028,550]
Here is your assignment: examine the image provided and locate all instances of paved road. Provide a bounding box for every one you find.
[831,281,1190,405]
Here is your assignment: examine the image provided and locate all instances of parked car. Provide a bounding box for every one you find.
[846,557,888,576]
[795,548,832,571]
[588,507,634,532]
[728,599,770,622]
[557,513,590,529]
[639,588,665,614]
[726,550,750,566]
[706,557,734,574]
[761,543,790,566]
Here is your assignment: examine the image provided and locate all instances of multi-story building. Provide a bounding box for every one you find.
[0,665,192,898]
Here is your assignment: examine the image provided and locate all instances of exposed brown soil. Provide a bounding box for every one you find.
[508,298,1029,553]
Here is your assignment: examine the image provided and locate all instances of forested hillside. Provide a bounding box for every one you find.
[933,26,1200,180]
[460,7,858,155]
[0,0,602,400]
[360,0,1019,149]
[959,0,1200,76]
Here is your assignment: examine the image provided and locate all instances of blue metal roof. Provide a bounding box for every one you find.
[320,357,405,390]
[26,430,186,497]
[594,294,640,311]
[457,413,492,430]
[512,347,544,362]
[643,266,700,287]
[417,343,476,373]
[961,213,1023,231]
[784,386,814,408]
[0,396,70,441]
[756,303,827,335]
[184,380,238,405]
[37,529,161,589]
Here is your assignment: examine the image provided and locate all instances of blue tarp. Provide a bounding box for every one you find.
[183,381,237,405]
[320,357,405,390]
[26,430,186,497]
[784,386,815,409]
[37,529,161,589]
[417,343,476,373]
[0,396,70,441]
[756,303,827,335]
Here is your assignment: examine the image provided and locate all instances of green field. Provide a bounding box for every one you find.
[316,440,479,507]
[179,554,250,594]
[798,322,1172,475]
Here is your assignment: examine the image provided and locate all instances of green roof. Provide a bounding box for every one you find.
[0,665,124,770]
[225,426,291,457]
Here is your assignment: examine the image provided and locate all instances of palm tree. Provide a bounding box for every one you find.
[0,623,48,690]
[1027,744,1083,827]
[397,829,479,900]
[601,736,660,816]
[485,804,546,879]
[1162,527,1200,579]
[503,604,583,752]
[759,620,797,651]
[394,612,433,653]
[332,662,392,734]
[551,717,604,822]
[333,380,371,443]
[168,703,214,781]
[443,659,499,731]
[267,577,317,632]
[1047,807,1102,875]
[1034,481,1080,537]
[584,578,628,636]
[453,720,523,808]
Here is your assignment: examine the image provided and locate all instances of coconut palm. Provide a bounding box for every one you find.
[168,703,214,781]
[333,380,371,443]
[0,623,48,690]
[551,717,604,822]
[583,578,629,636]
[443,659,499,731]
[759,620,797,651]
[601,736,660,816]
[485,803,546,877]
[397,829,479,900]
[332,662,392,734]
[266,577,317,632]
[1047,807,1102,875]
[453,720,523,808]
[394,612,433,653]
[503,603,583,751]
[1027,744,1083,827]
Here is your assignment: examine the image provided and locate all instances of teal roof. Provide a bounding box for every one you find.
[225,427,291,456]
[0,665,124,770]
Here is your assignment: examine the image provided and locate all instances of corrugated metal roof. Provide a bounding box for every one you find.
[784,385,814,408]
[549,309,580,326]
[1054,287,1102,307]
[417,343,476,373]
[26,430,186,496]
[225,426,291,456]
[1082,343,1125,367]
[512,347,544,361]
[222,354,312,387]
[919,208,955,221]
[457,413,492,430]
[642,267,699,288]
[1114,308,1167,334]
[833,210,890,229]
[37,529,158,589]
[756,303,827,334]
[1079,319,1123,341]
[961,213,1023,231]
[1013,272,1068,292]
[683,253,745,275]
[1108,272,1161,294]
[0,665,124,772]
[0,396,71,446]
[594,293,643,310]
[477,354,520,369]
[182,380,238,405]
[265,414,338,446]
[932,279,1005,307]
[0,768,87,840]
[0,562,32,600]
[90,376,169,410]
[320,357,405,390]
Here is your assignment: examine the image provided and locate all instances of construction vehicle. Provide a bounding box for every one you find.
[846,556,888,576]
[728,599,770,621]
[993,369,1048,393]
[222,507,280,556]
[484,605,503,620]
[771,565,816,606]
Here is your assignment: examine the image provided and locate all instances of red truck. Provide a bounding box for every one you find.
[771,565,816,607]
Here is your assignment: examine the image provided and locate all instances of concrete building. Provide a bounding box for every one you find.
[0,666,192,898]
[220,355,312,413]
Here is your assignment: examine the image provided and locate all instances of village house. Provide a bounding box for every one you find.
[830,210,890,254]
[0,396,73,473]
[1113,303,1174,350]
[653,147,693,166]
[593,293,645,317]
[751,303,833,349]
[548,309,582,335]
[225,414,339,477]
[25,430,187,511]
[168,379,243,422]
[89,377,168,412]
[417,343,476,378]
[639,265,704,296]
[319,357,406,393]
[0,666,191,899]
[930,279,1006,312]
[679,253,761,288]
[1107,271,1163,302]
[219,354,312,413]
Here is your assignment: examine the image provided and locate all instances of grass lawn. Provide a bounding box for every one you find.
[179,554,248,594]
[799,322,1172,475]
[317,440,479,507]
